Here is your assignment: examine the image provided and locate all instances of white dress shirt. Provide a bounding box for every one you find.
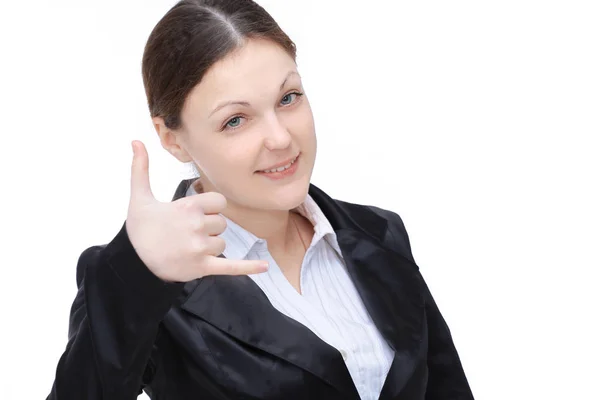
[185,184,394,400]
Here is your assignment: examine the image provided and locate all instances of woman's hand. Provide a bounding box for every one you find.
[125,140,268,283]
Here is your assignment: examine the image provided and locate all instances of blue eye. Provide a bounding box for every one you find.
[221,115,248,131]
[281,94,294,105]
[226,116,242,128]
[280,91,303,106]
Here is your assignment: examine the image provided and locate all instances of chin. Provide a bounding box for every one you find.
[255,176,311,211]
[273,183,311,210]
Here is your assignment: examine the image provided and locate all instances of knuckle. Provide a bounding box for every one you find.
[214,238,226,255]
[221,263,235,275]
[217,215,227,231]
[226,262,236,275]
[176,199,194,212]
[190,237,207,253]
[193,218,206,232]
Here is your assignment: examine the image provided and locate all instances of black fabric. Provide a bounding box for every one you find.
[47,179,474,400]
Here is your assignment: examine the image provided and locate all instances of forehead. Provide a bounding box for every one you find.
[184,39,298,115]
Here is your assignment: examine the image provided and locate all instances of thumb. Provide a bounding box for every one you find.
[130,140,155,204]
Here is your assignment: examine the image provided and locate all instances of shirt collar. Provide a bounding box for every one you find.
[185,181,342,259]
[293,193,342,255]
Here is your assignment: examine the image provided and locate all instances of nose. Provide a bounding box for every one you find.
[262,113,292,151]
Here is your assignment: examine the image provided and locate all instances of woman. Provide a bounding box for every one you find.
[48,1,474,399]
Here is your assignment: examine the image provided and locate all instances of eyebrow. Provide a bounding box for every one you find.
[208,71,300,117]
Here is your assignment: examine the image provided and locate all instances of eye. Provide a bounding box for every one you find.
[222,116,246,131]
[280,91,304,106]
[227,116,242,127]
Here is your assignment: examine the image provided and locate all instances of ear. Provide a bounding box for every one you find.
[152,116,193,163]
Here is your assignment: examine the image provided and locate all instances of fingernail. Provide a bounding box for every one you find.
[258,262,269,272]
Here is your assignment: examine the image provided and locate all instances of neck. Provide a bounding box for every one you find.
[222,203,300,253]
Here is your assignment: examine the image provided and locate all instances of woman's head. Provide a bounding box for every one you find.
[142,0,316,214]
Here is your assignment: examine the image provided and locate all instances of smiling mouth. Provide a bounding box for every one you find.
[256,154,300,173]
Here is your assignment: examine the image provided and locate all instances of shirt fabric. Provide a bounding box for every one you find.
[185,184,394,400]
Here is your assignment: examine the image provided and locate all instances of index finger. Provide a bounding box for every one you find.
[202,256,269,276]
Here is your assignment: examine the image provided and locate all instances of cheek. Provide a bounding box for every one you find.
[287,104,316,140]
[203,146,261,201]
[196,141,257,180]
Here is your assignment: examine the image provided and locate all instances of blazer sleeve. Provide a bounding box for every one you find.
[47,222,184,400]
[370,206,475,400]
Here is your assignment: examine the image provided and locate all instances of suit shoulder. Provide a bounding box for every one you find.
[370,205,416,265]
[331,199,416,264]
[333,198,407,234]
[366,205,404,227]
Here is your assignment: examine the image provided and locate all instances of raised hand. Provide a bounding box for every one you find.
[125,140,268,282]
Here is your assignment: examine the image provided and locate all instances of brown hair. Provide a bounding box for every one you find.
[141,0,297,132]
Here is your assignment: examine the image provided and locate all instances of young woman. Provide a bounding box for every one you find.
[48,1,474,399]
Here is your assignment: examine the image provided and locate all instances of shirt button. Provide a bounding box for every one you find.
[340,349,348,360]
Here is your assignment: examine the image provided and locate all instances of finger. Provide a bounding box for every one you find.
[130,140,155,203]
[203,214,227,236]
[204,236,226,256]
[175,191,227,215]
[203,256,269,276]
[194,191,227,214]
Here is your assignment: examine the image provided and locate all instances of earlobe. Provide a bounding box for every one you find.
[152,116,193,163]
[170,147,194,163]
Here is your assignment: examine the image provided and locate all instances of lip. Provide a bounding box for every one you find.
[255,153,301,181]
[256,154,300,172]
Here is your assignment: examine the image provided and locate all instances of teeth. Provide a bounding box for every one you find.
[261,156,297,173]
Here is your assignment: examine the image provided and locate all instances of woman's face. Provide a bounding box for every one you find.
[161,38,317,213]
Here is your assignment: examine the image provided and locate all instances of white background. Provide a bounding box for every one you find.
[0,1,599,399]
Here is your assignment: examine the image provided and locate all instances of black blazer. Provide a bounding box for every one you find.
[47,179,474,400]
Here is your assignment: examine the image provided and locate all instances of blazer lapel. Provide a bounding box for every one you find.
[180,274,361,399]
[308,185,427,399]
[334,230,427,399]
[171,179,426,399]
[172,179,360,399]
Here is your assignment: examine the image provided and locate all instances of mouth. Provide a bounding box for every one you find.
[255,153,301,179]
[256,154,300,173]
